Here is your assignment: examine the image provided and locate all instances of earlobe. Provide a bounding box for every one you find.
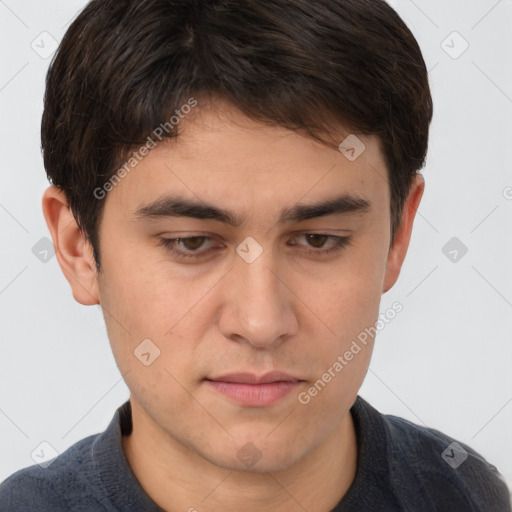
[382,173,425,294]
[42,185,100,306]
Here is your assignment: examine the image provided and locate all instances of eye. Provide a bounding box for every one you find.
[158,236,215,258]
[289,234,352,255]
[158,233,351,260]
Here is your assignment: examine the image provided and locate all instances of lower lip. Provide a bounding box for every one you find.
[205,380,301,407]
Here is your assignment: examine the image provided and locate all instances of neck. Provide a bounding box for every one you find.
[122,400,358,512]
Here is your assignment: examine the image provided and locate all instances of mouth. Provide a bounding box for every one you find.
[204,371,304,407]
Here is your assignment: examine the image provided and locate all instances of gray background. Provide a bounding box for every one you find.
[1,0,511,490]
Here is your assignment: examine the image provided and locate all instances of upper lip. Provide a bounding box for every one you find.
[206,371,302,384]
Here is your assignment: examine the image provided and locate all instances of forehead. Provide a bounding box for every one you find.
[105,101,389,221]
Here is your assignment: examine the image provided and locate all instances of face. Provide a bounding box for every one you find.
[87,99,407,472]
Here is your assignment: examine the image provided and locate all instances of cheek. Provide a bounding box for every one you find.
[292,250,384,393]
[99,241,210,334]
[301,255,384,340]
[304,285,377,392]
[295,275,379,417]
[97,254,211,397]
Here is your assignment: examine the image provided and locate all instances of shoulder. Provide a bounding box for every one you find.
[0,433,103,512]
[382,411,511,510]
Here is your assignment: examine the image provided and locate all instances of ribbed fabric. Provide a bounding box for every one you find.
[333,397,511,511]
[1,396,510,511]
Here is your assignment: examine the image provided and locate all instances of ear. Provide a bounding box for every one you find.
[42,185,100,305]
[382,173,425,294]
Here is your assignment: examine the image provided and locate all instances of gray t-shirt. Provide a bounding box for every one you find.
[1,396,510,511]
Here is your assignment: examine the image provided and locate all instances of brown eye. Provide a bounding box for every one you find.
[181,236,207,250]
[289,233,352,256]
[159,236,215,258]
[305,234,330,248]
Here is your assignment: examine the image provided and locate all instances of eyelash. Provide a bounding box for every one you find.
[158,234,352,259]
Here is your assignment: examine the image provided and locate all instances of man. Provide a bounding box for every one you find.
[1,0,510,510]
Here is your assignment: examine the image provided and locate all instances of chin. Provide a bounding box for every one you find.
[205,435,307,474]
[215,452,302,474]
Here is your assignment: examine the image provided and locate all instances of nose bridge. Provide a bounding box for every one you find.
[218,241,297,347]
[239,250,279,306]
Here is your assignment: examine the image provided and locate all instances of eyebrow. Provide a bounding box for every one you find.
[132,193,371,226]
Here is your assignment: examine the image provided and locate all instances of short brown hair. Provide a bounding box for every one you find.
[42,0,433,270]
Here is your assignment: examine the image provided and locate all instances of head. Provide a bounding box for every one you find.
[42,0,432,472]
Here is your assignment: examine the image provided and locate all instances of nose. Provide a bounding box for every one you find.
[217,246,299,348]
